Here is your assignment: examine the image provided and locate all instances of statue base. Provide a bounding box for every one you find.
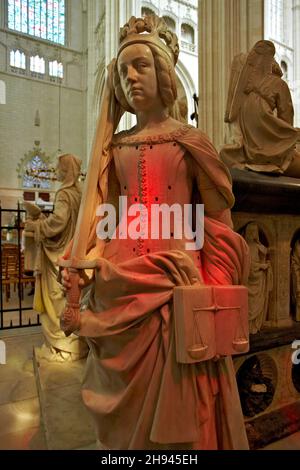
[33,347,96,449]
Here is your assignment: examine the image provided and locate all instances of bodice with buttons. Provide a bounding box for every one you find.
[102,127,201,267]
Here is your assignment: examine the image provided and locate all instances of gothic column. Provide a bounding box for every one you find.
[86,0,97,158]
[86,0,142,159]
[106,0,141,131]
[198,0,264,149]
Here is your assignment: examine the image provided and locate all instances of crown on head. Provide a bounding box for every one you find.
[118,15,179,65]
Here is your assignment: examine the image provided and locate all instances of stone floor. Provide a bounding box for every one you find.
[1,325,300,450]
[0,326,46,450]
[0,325,96,450]
[34,347,96,450]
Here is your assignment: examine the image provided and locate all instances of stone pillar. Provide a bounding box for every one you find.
[109,0,141,131]
[86,0,97,158]
[198,0,264,150]
[86,0,141,158]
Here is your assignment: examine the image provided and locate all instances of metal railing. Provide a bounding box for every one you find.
[0,203,40,330]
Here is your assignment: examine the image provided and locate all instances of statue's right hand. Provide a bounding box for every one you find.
[61,268,71,292]
[60,268,86,335]
[61,268,90,293]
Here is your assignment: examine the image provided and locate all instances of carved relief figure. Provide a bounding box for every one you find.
[220,40,300,177]
[24,154,87,362]
[244,223,273,334]
[291,239,300,321]
[61,15,250,449]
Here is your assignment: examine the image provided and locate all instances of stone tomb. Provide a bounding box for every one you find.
[231,169,300,449]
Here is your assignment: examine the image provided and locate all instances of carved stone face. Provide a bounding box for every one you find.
[117,43,163,112]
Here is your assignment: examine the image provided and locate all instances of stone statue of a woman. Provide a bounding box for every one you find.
[61,15,250,449]
[24,154,87,361]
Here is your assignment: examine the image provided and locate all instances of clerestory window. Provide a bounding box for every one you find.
[7,0,65,45]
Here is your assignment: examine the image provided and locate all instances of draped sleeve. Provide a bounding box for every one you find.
[177,126,235,210]
[177,126,250,286]
[35,191,70,242]
[276,78,294,125]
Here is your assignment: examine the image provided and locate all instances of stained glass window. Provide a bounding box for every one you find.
[7,0,65,45]
[49,60,63,78]
[10,49,26,68]
[23,155,50,189]
[30,55,45,73]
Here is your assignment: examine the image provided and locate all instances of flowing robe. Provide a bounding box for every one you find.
[74,125,250,449]
[33,186,85,356]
